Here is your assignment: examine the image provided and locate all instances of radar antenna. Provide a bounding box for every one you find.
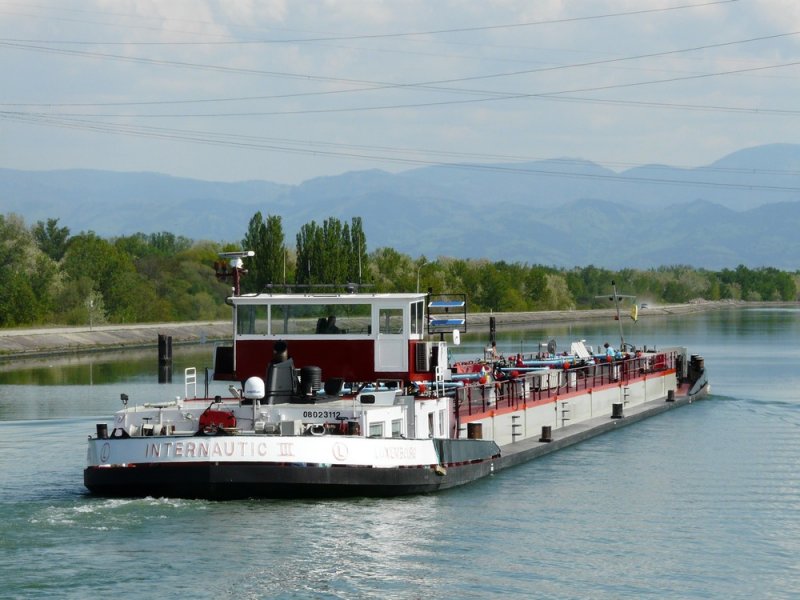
[215,251,254,296]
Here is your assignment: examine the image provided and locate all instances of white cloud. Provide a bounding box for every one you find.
[752,0,800,30]
[218,1,288,25]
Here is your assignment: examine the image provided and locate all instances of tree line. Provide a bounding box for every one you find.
[0,212,797,328]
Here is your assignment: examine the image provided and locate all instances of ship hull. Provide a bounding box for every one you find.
[84,436,501,499]
[84,460,496,499]
[84,375,708,500]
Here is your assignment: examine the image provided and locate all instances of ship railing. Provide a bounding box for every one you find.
[185,367,197,399]
[454,350,677,418]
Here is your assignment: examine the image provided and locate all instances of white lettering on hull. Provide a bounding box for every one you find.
[145,440,271,459]
[95,437,438,468]
[332,442,348,461]
[278,442,294,457]
[375,446,417,460]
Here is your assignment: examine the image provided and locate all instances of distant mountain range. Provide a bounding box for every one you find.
[2,143,800,270]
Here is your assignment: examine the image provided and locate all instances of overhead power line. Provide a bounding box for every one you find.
[6,55,800,119]
[0,0,740,45]
[3,110,799,194]
[2,29,797,110]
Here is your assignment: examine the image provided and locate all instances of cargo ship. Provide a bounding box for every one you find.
[84,252,709,498]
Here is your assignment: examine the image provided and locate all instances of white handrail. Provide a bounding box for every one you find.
[185,367,197,399]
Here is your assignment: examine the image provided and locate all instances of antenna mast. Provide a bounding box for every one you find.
[612,280,625,350]
[596,280,636,351]
[215,251,254,296]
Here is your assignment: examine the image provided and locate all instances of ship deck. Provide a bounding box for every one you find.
[495,381,703,472]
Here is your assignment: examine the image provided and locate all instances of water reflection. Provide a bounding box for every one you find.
[0,345,220,386]
[0,344,229,421]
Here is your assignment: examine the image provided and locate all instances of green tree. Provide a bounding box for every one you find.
[0,214,55,325]
[525,267,552,308]
[264,214,287,287]
[61,232,148,322]
[114,232,192,260]
[321,217,347,286]
[370,247,413,292]
[774,270,797,300]
[0,271,39,325]
[32,218,70,262]
[148,231,192,256]
[295,221,323,286]
[544,273,575,310]
[662,279,691,303]
[55,275,101,325]
[242,212,268,292]
[294,217,365,288]
[348,217,369,285]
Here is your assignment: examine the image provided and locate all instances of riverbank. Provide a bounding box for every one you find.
[466,298,742,327]
[0,299,769,359]
[0,321,231,359]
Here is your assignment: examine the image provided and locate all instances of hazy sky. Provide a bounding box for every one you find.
[1,0,799,184]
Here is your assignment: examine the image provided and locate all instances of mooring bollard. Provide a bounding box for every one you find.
[158,333,173,383]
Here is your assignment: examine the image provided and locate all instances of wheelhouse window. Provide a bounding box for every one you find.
[410,300,424,336]
[236,304,269,335]
[237,303,371,335]
[379,308,403,334]
[369,422,384,438]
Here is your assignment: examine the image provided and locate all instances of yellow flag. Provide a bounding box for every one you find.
[630,304,639,322]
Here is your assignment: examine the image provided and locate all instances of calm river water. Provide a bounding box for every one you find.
[0,307,798,599]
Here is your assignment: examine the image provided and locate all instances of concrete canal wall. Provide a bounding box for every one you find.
[0,321,231,358]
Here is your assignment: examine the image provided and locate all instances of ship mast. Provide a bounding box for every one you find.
[215,250,254,296]
[597,280,636,351]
